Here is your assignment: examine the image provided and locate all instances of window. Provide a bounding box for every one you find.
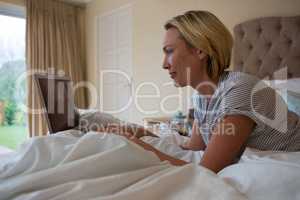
[0,3,27,150]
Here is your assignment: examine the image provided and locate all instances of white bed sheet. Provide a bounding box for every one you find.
[0,131,245,200]
[0,146,13,156]
[143,132,300,200]
[1,130,300,200]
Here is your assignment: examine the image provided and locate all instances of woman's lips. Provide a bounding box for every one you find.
[169,72,176,79]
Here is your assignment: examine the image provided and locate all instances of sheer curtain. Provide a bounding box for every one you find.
[26,0,87,137]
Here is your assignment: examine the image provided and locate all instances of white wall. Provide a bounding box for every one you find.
[86,0,300,124]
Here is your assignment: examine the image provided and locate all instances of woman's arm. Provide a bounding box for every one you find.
[138,115,254,171]
[128,115,254,171]
[180,120,206,151]
[102,115,254,172]
[97,124,158,138]
[200,115,255,173]
[129,137,188,166]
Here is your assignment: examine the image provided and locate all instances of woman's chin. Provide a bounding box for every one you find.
[173,80,186,87]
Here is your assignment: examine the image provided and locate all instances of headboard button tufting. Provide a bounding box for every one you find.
[257,27,262,34]
[276,23,282,32]
[278,57,283,64]
[266,42,272,49]
[233,16,300,79]
[240,29,245,38]
[249,44,253,50]
[257,59,262,65]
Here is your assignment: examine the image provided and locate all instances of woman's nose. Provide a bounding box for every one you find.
[162,56,170,70]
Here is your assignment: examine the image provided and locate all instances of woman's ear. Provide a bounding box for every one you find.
[196,49,207,60]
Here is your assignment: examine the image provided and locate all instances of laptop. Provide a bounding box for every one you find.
[34,74,79,134]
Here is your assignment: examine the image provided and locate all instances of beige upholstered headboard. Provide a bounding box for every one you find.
[233,16,300,79]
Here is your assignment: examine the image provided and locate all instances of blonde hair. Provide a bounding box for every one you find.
[164,10,233,80]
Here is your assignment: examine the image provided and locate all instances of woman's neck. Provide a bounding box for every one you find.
[191,74,219,97]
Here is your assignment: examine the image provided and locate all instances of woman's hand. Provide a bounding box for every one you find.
[96,124,155,150]
[127,136,156,151]
[97,124,187,166]
[97,124,133,138]
[179,139,205,151]
[97,124,158,139]
[128,136,188,166]
[180,140,191,150]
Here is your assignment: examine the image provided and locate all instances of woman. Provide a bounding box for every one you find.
[104,10,300,173]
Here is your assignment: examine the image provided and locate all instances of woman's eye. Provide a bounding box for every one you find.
[166,49,173,54]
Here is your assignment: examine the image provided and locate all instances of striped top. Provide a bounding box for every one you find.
[193,71,300,151]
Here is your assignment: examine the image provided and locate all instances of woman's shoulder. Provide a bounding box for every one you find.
[223,71,260,84]
[220,71,262,91]
[219,71,278,109]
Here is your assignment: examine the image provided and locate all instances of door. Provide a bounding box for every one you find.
[97,4,133,121]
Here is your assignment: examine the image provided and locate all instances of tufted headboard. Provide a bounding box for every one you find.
[233,16,300,79]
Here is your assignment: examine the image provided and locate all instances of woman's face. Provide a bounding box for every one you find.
[162,27,206,87]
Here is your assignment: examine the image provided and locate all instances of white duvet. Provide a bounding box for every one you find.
[0,131,300,200]
[144,132,300,200]
[0,131,244,200]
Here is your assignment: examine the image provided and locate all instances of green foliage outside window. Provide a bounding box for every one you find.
[0,60,26,126]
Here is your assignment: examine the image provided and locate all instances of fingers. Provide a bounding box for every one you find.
[95,124,159,140]
[97,124,133,138]
[128,127,158,138]
[97,127,106,132]
[96,124,159,140]
[96,125,116,133]
[180,141,190,150]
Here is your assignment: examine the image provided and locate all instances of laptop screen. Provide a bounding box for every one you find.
[34,74,79,133]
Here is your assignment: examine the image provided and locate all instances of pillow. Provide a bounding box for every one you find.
[285,91,300,116]
[263,78,300,116]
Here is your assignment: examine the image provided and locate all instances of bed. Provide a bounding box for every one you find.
[233,15,300,79]
[1,15,300,200]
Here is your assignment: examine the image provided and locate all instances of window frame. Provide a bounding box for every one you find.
[0,2,25,19]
